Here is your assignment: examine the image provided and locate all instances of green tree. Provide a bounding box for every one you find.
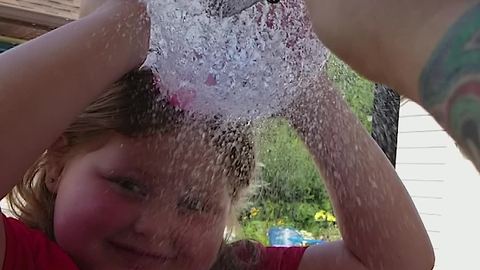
[255,119,330,208]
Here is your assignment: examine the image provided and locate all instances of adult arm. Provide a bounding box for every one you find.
[306,0,480,169]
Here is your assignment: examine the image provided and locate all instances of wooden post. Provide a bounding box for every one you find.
[371,84,401,166]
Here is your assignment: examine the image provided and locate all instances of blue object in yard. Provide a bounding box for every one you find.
[303,238,325,246]
[268,227,324,247]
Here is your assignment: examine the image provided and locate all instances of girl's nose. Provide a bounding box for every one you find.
[131,202,183,252]
[133,200,176,237]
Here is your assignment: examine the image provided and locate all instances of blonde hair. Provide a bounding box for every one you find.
[7,69,256,253]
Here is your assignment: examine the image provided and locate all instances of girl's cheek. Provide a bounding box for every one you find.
[187,225,225,268]
[81,180,142,231]
[184,215,225,245]
[54,174,140,243]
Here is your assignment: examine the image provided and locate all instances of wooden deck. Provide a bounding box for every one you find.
[0,0,79,38]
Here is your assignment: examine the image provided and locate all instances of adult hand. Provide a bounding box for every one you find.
[305,0,480,171]
[305,0,474,101]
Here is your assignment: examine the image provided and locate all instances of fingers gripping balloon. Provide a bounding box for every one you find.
[146,0,328,119]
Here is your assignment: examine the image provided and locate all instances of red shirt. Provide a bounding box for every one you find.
[1,215,306,270]
[262,246,307,270]
[2,215,78,270]
[232,241,308,270]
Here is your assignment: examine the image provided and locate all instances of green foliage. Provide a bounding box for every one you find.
[326,54,375,132]
[254,119,331,209]
[240,220,270,245]
[237,119,337,243]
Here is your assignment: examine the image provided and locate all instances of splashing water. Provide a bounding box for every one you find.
[145,0,328,119]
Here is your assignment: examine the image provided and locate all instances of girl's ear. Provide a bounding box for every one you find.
[45,136,69,193]
[45,175,61,193]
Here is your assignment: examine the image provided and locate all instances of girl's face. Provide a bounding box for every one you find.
[52,132,232,270]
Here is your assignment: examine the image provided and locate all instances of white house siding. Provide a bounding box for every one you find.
[397,100,480,270]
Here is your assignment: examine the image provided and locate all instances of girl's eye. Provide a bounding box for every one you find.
[178,196,209,213]
[109,176,147,198]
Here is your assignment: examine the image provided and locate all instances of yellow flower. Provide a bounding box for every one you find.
[315,210,337,223]
[276,219,285,225]
[326,213,336,223]
[250,207,259,217]
[314,210,327,221]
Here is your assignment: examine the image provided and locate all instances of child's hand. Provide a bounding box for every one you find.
[88,0,151,69]
[80,0,147,19]
[79,0,105,17]
[279,73,331,129]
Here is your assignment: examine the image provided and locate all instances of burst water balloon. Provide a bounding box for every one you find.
[145,0,328,119]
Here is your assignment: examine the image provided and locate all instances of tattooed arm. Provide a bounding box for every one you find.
[420,3,480,168]
[306,0,480,169]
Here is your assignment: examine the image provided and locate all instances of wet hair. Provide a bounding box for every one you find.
[211,240,265,270]
[6,69,260,268]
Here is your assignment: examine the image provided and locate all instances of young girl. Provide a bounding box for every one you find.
[7,68,256,270]
[0,0,434,270]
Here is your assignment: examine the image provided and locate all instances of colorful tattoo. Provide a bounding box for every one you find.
[420,3,480,166]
